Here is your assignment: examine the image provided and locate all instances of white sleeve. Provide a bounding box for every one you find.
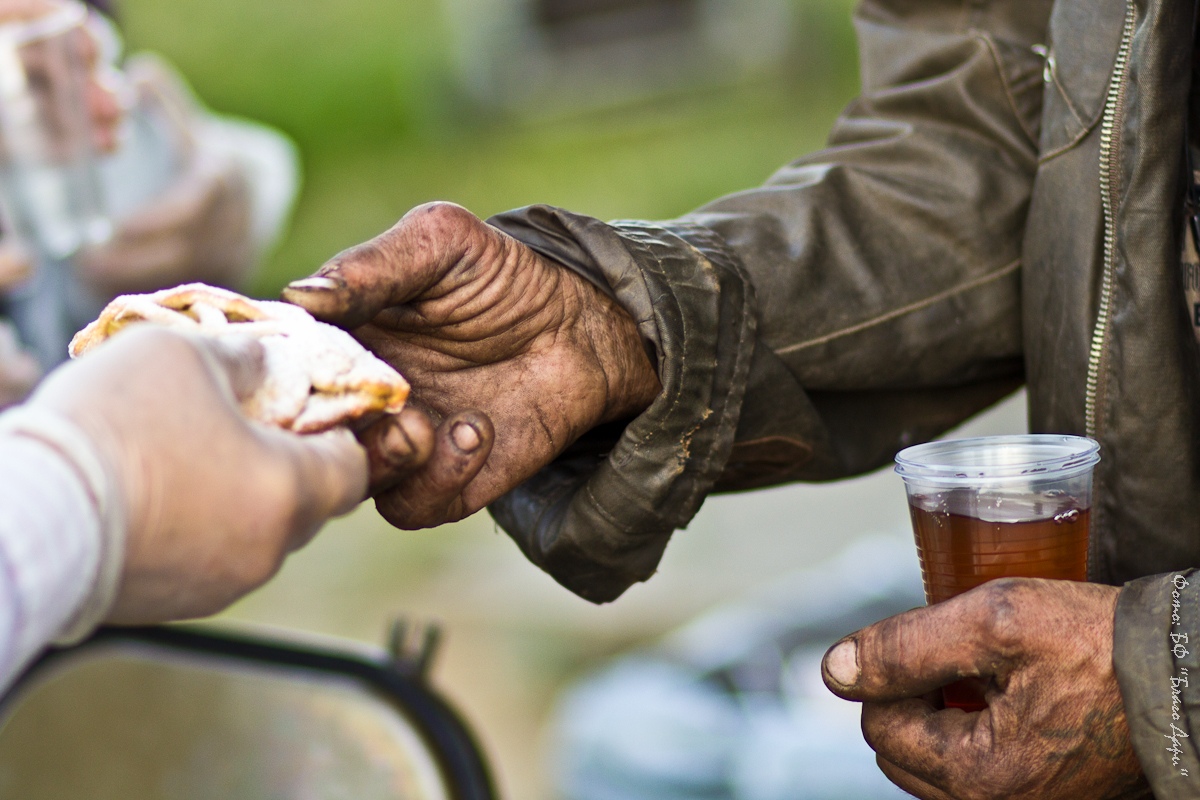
[0,435,102,692]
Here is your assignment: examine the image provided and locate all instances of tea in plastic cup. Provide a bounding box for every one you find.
[894,434,1100,710]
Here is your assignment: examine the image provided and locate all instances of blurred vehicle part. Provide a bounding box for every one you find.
[441,0,797,113]
[0,624,495,800]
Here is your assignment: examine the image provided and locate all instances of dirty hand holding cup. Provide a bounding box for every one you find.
[821,579,1144,799]
[897,435,1100,709]
[821,435,1146,798]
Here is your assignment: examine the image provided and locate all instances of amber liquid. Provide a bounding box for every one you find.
[909,492,1089,711]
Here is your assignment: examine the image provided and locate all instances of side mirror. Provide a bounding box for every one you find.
[0,624,496,799]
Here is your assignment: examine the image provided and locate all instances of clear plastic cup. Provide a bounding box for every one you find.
[894,434,1100,710]
[0,0,110,259]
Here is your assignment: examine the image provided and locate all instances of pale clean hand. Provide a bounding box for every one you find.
[26,326,367,623]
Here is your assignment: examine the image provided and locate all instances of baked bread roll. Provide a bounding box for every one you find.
[70,283,409,434]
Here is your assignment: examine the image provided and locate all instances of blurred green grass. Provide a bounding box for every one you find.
[118,0,860,295]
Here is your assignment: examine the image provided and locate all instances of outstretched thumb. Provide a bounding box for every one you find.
[282,202,483,328]
[822,584,1011,703]
[269,427,368,550]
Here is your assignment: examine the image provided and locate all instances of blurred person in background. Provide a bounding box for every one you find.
[0,0,298,402]
[279,0,1199,796]
[0,325,365,694]
[0,268,39,406]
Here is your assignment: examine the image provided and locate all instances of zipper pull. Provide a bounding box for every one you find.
[1186,142,1200,245]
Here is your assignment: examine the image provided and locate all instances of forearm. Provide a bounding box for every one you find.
[0,434,102,691]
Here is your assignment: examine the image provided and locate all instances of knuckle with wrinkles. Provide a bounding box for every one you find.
[942,744,991,800]
[339,239,391,274]
[413,200,472,234]
[978,771,1016,800]
[978,578,1024,649]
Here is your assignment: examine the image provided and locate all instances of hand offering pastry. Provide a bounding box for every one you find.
[70,283,409,433]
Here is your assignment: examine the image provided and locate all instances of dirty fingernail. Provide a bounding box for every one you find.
[451,422,481,453]
[383,421,415,462]
[824,640,859,688]
[286,275,343,293]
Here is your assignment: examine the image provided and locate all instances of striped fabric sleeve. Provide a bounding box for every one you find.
[0,435,101,692]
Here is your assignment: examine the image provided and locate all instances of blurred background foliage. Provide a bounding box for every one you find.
[112,1,880,797]
[119,0,860,295]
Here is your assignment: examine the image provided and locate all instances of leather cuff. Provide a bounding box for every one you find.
[487,205,757,603]
[1114,570,1200,796]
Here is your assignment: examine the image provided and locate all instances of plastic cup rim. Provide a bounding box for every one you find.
[894,434,1100,484]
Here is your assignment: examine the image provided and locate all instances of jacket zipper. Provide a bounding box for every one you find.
[1084,1,1135,578]
[1085,1,1137,439]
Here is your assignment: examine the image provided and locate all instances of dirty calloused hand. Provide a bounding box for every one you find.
[283,202,661,530]
[821,578,1147,799]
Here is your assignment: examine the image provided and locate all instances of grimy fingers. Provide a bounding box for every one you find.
[374,410,493,529]
[358,407,437,496]
[822,579,1028,702]
[282,202,491,328]
[876,754,959,800]
[862,699,982,797]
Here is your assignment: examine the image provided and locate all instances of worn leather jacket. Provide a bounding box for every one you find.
[489,0,1199,792]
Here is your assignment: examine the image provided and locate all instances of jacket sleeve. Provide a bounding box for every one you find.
[1115,572,1200,796]
[487,0,1051,603]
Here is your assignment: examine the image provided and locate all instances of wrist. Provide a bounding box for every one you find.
[579,285,661,424]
